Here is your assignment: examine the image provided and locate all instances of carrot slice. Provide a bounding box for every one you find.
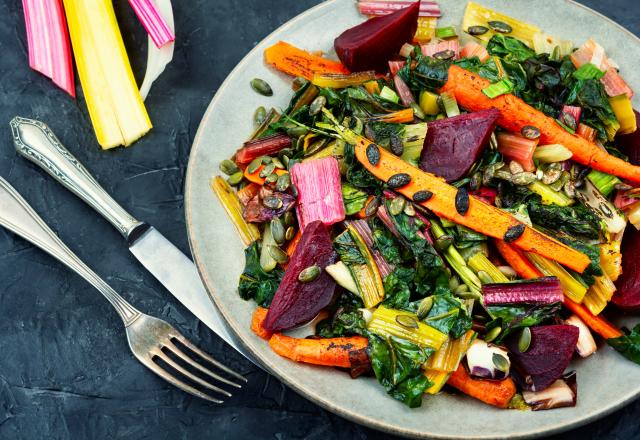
[243,164,287,185]
[440,65,640,184]
[563,299,623,339]
[264,41,349,80]
[494,240,543,279]
[353,137,591,272]
[237,183,261,205]
[251,307,273,340]
[268,333,368,367]
[447,364,516,409]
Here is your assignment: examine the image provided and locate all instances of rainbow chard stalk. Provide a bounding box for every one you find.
[22,0,75,97]
[139,0,175,100]
[128,0,175,48]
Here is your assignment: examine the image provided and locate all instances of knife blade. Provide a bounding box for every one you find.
[10,116,261,368]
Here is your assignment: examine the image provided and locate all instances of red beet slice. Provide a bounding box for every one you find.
[334,1,420,72]
[419,108,500,182]
[264,221,337,332]
[505,325,579,392]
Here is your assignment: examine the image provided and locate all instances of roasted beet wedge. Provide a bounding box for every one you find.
[264,221,337,332]
[334,1,420,72]
[505,325,579,392]
[419,108,500,181]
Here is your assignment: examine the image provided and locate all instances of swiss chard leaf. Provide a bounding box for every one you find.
[487,302,562,341]
[334,229,368,265]
[486,35,536,63]
[527,198,602,239]
[424,291,473,338]
[316,309,368,338]
[608,324,640,365]
[372,223,407,265]
[344,142,382,190]
[382,267,415,310]
[238,242,284,307]
[368,334,434,407]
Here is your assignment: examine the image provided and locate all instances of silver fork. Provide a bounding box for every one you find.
[0,177,247,403]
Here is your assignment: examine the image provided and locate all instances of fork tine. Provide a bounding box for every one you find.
[143,357,224,404]
[164,341,244,389]
[171,334,248,383]
[154,351,233,398]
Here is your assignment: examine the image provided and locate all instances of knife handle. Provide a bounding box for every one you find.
[10,117,148,244]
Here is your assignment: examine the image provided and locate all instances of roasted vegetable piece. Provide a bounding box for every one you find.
[334,1,420,72]
[612,228,640,312]
[251,307,272,340]
[269,333,369,368]
[263,221,337,332]
[264,41,349,80]
[419,108,500,181]
[235,134,292,165]
[446,364,517,408]
[482,277,563,306]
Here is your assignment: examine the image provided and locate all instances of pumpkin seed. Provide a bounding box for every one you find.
[416,298,433,321]
[435,234,454,252]
[492,353,510,372]
[484,326,501,343]
[227,171,244,186]
[455,187,470,215]
[470,172,482,191]
[250,78,273,96]
[247,157,263,174]
[521,125,540,140]
[498,265,518,279]
[411,102,426,120]
[366,143,380,166]
[286,126,308,138]
[281,155,290,168]
[265,173,279,184]
[292,76,308,91]
[387,173,411,189]
[457,289,482,300]
[283,210,295,228]
[403,202,415,217]
[489,132,498,149]
[483,166,496,185]
[263,195,283,210]
[413,190,433,203]
[309,95,327,116]
[488,20,512,34]
[395,314,419,329]
[364,123,376,142]
[477,270,493,284]
[467,25,489,35]
[388,197,406,216]
[509,160,524,175]
[268,245,289,264]
[253,106,267,126]
[285,226,296,241]
[518,327,532,352]
[563,180,576,198]
[259,163,276,178]
[434,49,455,60]
[219,159,240,176]
[449,277,460,290]
[298,265,321,283]
[261,156,273,164]
[290,183,299,198]
[271,157,285,169]
[390,135,404,156]
[275,173,291,192]
[542,168,562,185]
[364,196,380,217]
[511,172,537,185]
[504,223,525,243]
[304,138,328,157]
[561,112,577,131]
[270,218,286,245]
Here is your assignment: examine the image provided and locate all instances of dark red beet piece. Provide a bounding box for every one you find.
[235,134,292,165]
[612,113,640,312]
[334,1,420,72]
[505,325,579,392]
[263,221,337,332]
[419,108,500,181]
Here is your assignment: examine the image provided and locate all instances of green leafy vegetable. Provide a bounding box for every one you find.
[424,292,473,338]
[334,228,368,265]
[486,35,536,63]
[608,324,640,365]
[372,222,408,265]
[382,267,415,310]
[238,242,284,307]
[572,63,605,81]
[342,182,369,215]
[527,198,602,239]
[487,302,562,340]
[316,302,368,338]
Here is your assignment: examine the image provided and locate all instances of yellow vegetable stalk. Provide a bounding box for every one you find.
[526,253,587,303]
[423,369,451,394]
[582,274,617,315]
[528,181,574,206]
[461,2,541,47]
[63,0,152,148]
[425,330,476,372]
[609,94,637,135]
[600,241,623,281]
[312,71,376,88]
[468,252,510,283]
[210,177,260,246]
[415,17,437,43]
[367,306,447,350]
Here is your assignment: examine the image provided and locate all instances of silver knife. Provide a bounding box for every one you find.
[10,116,260,368]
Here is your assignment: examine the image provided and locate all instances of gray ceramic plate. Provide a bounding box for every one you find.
[185,1,640,438]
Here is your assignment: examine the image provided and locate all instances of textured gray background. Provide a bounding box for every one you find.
[0,0,638,439]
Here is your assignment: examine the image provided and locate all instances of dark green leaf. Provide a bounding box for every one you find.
[487,302,562,340]
[608,324,640,365]
[424,291,473,338]
[486,35,536,63]
[334,229,367,265]
[238,242,284,307]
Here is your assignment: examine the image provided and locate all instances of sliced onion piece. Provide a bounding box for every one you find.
[466,338,510,380]
[564,315,597,357]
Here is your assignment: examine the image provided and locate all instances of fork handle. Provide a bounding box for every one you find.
[10,117,148,244]
[0,177,142,326]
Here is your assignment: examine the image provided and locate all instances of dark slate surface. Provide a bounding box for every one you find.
[0,0,638,439]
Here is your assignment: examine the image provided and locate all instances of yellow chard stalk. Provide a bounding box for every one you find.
[63,0,152,148]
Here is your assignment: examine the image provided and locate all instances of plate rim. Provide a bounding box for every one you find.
[184,1,640,438]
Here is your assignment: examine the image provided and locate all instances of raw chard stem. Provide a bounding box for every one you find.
[128,0,175,47]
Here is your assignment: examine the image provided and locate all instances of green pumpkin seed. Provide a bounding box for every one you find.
[309,95,327,116]
[387,173,411,189]
[469,172,482,191]
[455,187,470,215]
[290,183,299,198]
[259,163,276,178]
[564,180,576,198]
[435,234,454,252]
[265,173,279,184]
[388,197,406,216]
[413,190,433,203]
[282,155,290,168]
[250,78,273,96]
[434,49,455,60]
[498,265,518,279]
[247,157,264,174]
[521,125,541,140]
[477,270,493,284]
[262,156,273,164]
[488,20,512,34]
[417,297,434,320]
[509,161,524,175]
[494,170,514,181]
[271,157,285,169]
[366,143,380,166]
[395,314,419,329]
[492,353,510,372]
[305,138,328,157]
[449,277,460,290]
[364,196,380,217]
[263,195,283,210]
[542,169,562,185]
[268,245,289,264]
[253,106,267,126]
[298,265,321,283]
[226,171,244,186]
[403,202,415,217]
[467,25,489,35]
[518,327,532,352]
[292,76,308,91]
[561,112,577,131]
[285,226,296,241]
[283,211,295,227]
[270,218,285,245]
[219,159,240,176]
[457,289,482,300]
[410,102,426,120]
[275,173,291,192]
[484,326,502,343]
[503,223,525,243]
[511,172,537,186]
[286,126,308,138]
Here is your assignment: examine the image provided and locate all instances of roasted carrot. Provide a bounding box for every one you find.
[494,239,543,279]
[440,65,640,184]
[352,136,591,272]
[244,165,288,185]
[264,41,349,81]
[368,108,414,124]
[447,364,516,409]
[577,123,597,143]
[268,333,368,368]
[237,183,261,205]
[563,299,623,339]
[251,307,273,340]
